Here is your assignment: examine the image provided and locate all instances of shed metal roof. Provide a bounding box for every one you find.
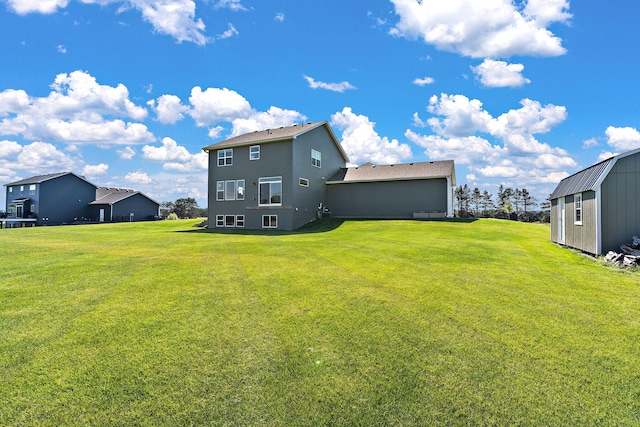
[90,187,159,205]
[326,160,455,184]
[549,158,613,199]
[202,121,350,162]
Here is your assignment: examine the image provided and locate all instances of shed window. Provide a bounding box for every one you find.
[574,193,582,225]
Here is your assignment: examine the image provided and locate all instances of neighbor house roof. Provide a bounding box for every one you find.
[90,187,159,206]
[326,160,456,185]
[202,121,350,162]
[4,172,96,187]
[550,147,640,200]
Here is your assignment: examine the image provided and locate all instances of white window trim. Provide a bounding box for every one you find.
[216,181,224,201]
[225,180,236,201]
[217,149,233,167]
[216,215,224,227]
[250,145,260,160]
[236,215,245,227]
[236,179,245,200]
[258,176,282,207]
[574,193,583,225]
[299,177,309,187]
[262,215,278,229]
[29,184,36,195]
[311,149,321,168]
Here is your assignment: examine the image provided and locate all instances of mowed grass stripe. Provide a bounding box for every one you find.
[1,219,640,425]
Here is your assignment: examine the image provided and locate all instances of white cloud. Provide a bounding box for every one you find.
[0,140,23,157]
[582,137,599,149]
[17,141,76,172]
[125,171,152,184]
[216,23,239,40]
[230,106,307,136]
[57,44,67,54]
[389,0,570,58]
[148,94,189,124]
[471,59,531,88]
[605,126,640,152]
[117,146,136,159]
[214,0,247,11]
[303,75,356,93]
[413,76,435,86]
[274,12,284,22]
[207,125,225,139]
[597,151,617,162]
[7,0,208,45]
[0,71,155,145]
[408,93,576,187]
[331,107,412,165]
[188,86,252,126]
[142,137,207,172]
[82,163,109,176]
[6,0,69,14]
[142,136,192,162]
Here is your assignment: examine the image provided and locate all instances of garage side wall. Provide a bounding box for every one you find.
[327,178,447,218]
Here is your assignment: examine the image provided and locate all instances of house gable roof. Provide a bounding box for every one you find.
[202,121,350,162]
[90,187,159,206]
[326,160,456,185]
[550,147,640,199]
[4,171,96,187]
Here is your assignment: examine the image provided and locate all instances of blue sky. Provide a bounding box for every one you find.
[1,0,639,209]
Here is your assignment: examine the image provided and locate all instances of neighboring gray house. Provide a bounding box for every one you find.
[89,187,160,223]
[550,148,640,255]
[4,172,97,225]
[4,172,159,226]
[203,121,456,231]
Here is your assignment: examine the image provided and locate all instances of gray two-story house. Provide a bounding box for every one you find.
[5,172,97,225]
[204,121,349,230]
[4,172,159,226]
[204,121,456,231]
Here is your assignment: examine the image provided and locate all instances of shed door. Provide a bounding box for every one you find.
[558,197,565,244]
[99,209,105,222]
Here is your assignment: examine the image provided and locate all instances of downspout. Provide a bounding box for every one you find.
[446,176,453,218]
[595,185,602,255]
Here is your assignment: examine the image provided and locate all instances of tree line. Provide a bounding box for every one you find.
[160,198,207,219]
[454,185,550,222]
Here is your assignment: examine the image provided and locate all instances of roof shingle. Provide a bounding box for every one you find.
[327,160,455,184]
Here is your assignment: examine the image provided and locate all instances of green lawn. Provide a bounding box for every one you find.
[1,219,639,426]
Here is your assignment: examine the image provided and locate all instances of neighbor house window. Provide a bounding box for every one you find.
[311,149,321,168]
[262,215,277,229]
[30,204,35,212]
[574,193,582,225]
[216,181,224,201]
[299,178,309,187]
[259,177,282,206]
[217,149,233,166]
[8,187,12,195]
[250,145,260,160]
[236,180,245,200]
[20,186,24,195]
[29,184,36,195]
[225,180,236,201]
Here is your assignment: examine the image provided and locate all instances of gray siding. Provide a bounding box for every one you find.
[600,154,640,253]
[209,139,300,230]
[562,191,597,254]
[39,175,96,225]
[327,179,448,218]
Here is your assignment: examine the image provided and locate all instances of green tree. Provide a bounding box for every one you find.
[173,198,199,219]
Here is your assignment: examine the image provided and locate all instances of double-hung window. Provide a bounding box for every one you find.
[29,184,36,195]
[311,149,321,168]
[259,177,282,206]
[250,145,260,160]
[216,215,245,228]
[20,186,24,195]
[217,149,233,166]
[8,187,12,195]
[218,179,245,201]
[574,193,582,225]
